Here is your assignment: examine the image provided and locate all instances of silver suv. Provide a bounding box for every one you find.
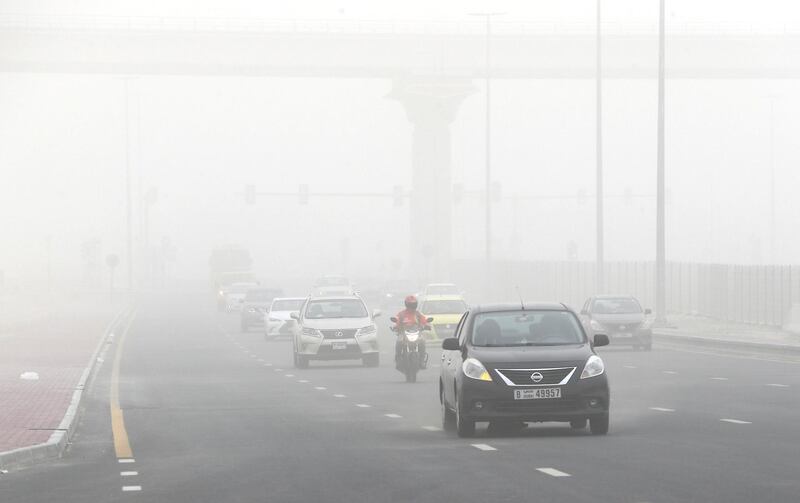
[291,295,381,368]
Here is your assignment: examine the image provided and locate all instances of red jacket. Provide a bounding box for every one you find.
[395,309,430,329]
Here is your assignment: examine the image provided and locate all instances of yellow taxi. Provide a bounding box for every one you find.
[419,295,468,342]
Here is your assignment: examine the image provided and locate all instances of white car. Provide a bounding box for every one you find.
[225,282,259,312]
[264,297,306,340]
[291,295,381,368]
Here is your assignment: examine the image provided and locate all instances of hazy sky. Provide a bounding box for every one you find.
[1,1,799,287]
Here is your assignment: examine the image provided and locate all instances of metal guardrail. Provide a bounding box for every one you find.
[453,260,800,328]
[0,13,798,36]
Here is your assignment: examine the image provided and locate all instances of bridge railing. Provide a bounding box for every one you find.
[1,13,798,36]
[452,260,799,328]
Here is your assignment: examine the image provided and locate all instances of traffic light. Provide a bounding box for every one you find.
[299,184,309,205]
[393,185,404,207]
[245,184,256,205]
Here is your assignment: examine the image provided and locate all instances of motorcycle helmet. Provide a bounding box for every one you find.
[404,295,418,311]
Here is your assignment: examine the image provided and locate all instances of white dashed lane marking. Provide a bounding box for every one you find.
[263,363,272,367]
[422,426,442,432]
[720,418,752,425]
[623,365,637,369]
[384,413,402,419]
[766,383,789,388]
[315,387,327,391]
[284,374,295,378]
[649,407,676,412]
[537,468,571,477]
[118,458,135,464]
[122,486,142,492]
[710,377,729,381]
[333,394,346,398]
[471,444,497,451]
[298,379,309,383]
[355,404,371,408]
[662,370,678,375]
[120,471,138,477]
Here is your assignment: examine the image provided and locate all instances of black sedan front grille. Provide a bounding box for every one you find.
[493,398,581,413]
[320,329,357,339]
[494,367,576,386]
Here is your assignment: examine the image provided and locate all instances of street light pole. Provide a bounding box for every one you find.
[123,78,133,292]
[596,0,605,293]
[655,0,667,323]
[470,12,504,296]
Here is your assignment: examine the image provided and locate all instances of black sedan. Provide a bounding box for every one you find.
[440,303,610,437]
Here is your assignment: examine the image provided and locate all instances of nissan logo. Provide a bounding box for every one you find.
[531,372,544,383]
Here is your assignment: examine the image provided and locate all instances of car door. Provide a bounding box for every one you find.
[442,311,468,406]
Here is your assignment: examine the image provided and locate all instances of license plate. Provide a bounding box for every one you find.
[332,342,348,350]
[513,388,561,400]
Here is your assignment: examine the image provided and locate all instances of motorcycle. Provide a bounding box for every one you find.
[390,316,433,383]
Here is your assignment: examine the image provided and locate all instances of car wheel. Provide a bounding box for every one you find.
[570,418,588,430]
[590,413,609,435]
[455,392,475,438]
[362,354,379,367]
[441,387,455,431]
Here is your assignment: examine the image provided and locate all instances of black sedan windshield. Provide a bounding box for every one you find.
[471,310,585,347]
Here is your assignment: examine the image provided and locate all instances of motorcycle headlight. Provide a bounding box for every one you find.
[301,327,322,338]
[462,358,492,382]
[580,355,605,379]
[590,320,602,331]
[357,325,377,336]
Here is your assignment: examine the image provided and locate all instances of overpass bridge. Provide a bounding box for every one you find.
[3,15,797,282]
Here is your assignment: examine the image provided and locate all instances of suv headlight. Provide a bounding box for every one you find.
[590,320,602,331]
[357,325,377,336]
[580,355,605,379]
[301,327,322,338]
[462,358,492,382]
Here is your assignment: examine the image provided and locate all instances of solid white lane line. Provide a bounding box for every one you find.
[120,471,138,476]
[471,444,497,451]
[649,407,675,412]
[662,370,678,375]
[766,383,789,388]
[333,394,346,398]
[384,413,402,419]
[118,458,135,464]
[537,468,571,477]
[720,418,751,424]
[710,377,729,381]
[422,426,442,431]
[121,486,142,492]
[355,404,371,408]
[315,386,327,390]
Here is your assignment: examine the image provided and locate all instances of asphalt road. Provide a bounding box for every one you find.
[3,293,800,503]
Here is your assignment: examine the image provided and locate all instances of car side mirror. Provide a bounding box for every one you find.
[644,308,652,315]
[390,316,398,323]
[290,312,300,320]
[593,333,610,347]
[441,338,460,351]
[372,309,382,319]
[426,317,434,323]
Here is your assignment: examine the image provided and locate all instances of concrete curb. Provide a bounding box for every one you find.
[654,330,800,354]
[0,306,133,471]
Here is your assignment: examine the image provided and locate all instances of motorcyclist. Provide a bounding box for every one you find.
[394,295,430,369]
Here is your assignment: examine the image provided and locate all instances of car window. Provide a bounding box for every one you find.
[420,300,468,315]
[304,299,368,319]
[470,310,585,347]
[456,311,470,345]
[591,298,642,314]
[271,299,305,311]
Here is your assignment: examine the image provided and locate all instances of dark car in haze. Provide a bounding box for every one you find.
[440,303,610,437]
[240,287,284,331]
[579,295,653,350]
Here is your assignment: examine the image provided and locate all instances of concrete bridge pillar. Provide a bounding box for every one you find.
[389,77,475,285]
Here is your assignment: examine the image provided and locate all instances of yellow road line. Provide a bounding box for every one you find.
[110,309,137,459]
